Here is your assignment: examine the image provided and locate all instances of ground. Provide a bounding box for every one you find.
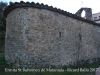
[0,52,100,75]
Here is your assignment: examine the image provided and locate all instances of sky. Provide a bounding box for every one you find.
[1,0,100,15]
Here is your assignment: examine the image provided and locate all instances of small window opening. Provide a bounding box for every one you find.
[94,17,97,21]
[59,32,61,38]
[81,10,86,19]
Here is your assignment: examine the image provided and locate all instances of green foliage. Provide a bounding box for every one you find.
[0,18,5,45]
[0,1,7,45]
[0,53,12,72]
[0,1,8,18]
[0,1,7,9]
[0,18,5,30]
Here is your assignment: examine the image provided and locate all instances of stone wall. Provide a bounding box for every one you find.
[75,8,92,20]
[4,2,100,68]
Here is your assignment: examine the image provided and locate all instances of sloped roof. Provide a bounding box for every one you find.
[3,1,100,26]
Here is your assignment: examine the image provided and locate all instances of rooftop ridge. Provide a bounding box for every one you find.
[3,1,100,26]
[92,12,100,15]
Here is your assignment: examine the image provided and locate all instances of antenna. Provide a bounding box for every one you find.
[81,1,83,8]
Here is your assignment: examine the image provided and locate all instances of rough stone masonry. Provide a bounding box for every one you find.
[3,1,100,68]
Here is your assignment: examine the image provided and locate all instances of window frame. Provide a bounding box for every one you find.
[94,17,97,21]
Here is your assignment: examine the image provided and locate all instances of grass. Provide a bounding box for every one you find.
[0,53,12,72]
[0,52,99,75]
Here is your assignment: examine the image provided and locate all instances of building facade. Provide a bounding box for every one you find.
[92,12,100,23]
[4,1,100,68]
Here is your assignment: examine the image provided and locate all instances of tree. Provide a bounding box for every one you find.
[0,1,8,45]
[0,1,8,17]
[0,1,8,26]
[0,19,5,45]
